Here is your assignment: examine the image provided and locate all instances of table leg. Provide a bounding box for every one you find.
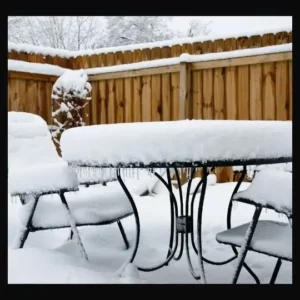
[117,168,179,272]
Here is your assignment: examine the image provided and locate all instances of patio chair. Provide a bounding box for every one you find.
[8,112,133,259]
[215,168,292,284]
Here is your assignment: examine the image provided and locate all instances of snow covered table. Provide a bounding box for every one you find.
[60,119,292,283]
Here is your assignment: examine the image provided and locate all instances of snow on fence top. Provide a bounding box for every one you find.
[8,43,292,77]
[60,120,292,168]
[8,59,69,76]
[8,25,292,58]
[85,43,292,76]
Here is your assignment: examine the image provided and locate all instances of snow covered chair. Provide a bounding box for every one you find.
[8,112,133,259]
[216,168,292,284]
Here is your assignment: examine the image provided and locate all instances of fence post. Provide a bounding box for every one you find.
[179,62,192,120]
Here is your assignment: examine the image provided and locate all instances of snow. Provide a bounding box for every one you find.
[8,59,68,76]
[60,120,292,168]
[9,162,79,196]
[233,169,292,216]
[181,174,217,195]
[216,220,292,260]
[8,25,292,58]
[233,163,292,172]
[51,69,92,101]
[85,43,291,75]
[8,41,73,58]
[8,111,78,195]
[8,181,292,284]
[18,185,133,229]
[179,43,292,63]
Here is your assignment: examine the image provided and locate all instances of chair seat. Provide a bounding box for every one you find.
[9,161,79,196]
[18,186,133,230]
[216,220,292,261]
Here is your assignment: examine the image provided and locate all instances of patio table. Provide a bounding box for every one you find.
[60,119,292,283]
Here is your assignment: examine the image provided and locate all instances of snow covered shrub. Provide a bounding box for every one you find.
[51,69,92,152]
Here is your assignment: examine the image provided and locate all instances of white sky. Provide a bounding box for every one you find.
[170,16,292,35]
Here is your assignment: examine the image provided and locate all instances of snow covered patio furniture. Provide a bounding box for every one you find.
[60,119,292,283]
[8,112,133,259]
[216,169,292,284]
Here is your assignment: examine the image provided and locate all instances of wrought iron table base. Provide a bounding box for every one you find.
[116,165,260,283]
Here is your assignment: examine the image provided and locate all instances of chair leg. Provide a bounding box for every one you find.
[117,221,130,250]
[12,195,39,249]
[232,205,262,284]
[68,229,74,241]
[59,192,89,261]
[269,258,282,284]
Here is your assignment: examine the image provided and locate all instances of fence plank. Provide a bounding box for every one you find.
[275,61,288,120]
[171,73,179,121]
[237,65,249,120]
[124,77,133,123]
[107,80,116,124]
[141,75,152,121]
[225,66,237,120]
[116,78,124,123]
[133,77,142,122]
[289,61,292,120]
[99,81,107,124]
[213,68,225,120]
[249,64,262,120]
[202,68,213,119]
[45,82,53,124]
[179,63,191,120]
[151,74,162,121]
[36,81,47,121]
[91,81,98,124]
[192,71,203,120]
[162,73,171,121]
[262,62,276,120]
[25,80,37,114]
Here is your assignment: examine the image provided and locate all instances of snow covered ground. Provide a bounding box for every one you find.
[8,180,292,284]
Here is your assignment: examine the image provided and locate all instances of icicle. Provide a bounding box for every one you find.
[137,168,140,180]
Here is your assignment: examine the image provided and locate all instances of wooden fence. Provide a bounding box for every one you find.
[8,31,292,68]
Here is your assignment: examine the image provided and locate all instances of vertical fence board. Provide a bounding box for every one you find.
[133,77,142,122]
[262,63,276,120]
[275,61,288,120]
[249,64,262,120]
[192,71,203,119]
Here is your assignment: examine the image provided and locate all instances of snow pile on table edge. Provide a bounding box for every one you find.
[8,43,292,77]
[8,25,292,58]
[60,119,292,168]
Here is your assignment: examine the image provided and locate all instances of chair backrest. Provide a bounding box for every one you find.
[8,111,63,171]
[233,168,292,218]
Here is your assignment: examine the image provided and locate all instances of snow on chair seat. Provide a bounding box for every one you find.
[18,186,133,230]
[216,220,292,261]
[9,162,78,196]
[216,168,292,284]
[232,168,292,217]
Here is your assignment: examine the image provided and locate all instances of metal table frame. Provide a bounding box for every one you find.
[70,157,291,283]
